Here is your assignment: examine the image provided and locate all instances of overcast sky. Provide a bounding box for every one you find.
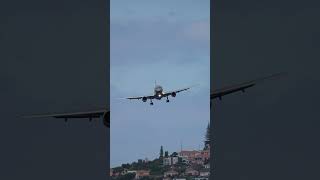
[110,0,210,167]
[3,0,320,179]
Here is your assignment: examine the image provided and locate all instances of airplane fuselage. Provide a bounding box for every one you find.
[128,83,189,105]
[154,85,163,100]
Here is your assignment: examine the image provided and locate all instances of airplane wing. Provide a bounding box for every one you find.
[211,72,285,100]
[24,110,106,119]
[163,84,198,97]
[23,109,109,127]
[125,95,155,100]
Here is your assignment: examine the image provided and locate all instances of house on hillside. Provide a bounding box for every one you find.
[164,169,179,178]
[179,150,209,165]
[184,167,199,176]
[163,157,172,166]
[179,150,199,160]
[199,169,210,177]
[200,150,210,161]
[204,163,210,169]
[163,156,179,166]
[126,170,136,173]
[193,178,209,180]
[135,170,150,179]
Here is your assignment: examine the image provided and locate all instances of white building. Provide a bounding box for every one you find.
[204,163,210,169]
[172,157,179,165]
[193,178,208,180]
[163,156,179,166]
[163,157,172,166]
[199,169,210,177]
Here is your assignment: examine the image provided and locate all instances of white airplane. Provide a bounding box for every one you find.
[123,82,197,105]
[24,73,285,128]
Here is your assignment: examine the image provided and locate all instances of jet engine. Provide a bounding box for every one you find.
[142,97,147,102]
[103,111,110,128]
[171,92,176,97]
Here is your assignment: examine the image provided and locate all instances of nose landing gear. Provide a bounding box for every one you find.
[150,99,154,105]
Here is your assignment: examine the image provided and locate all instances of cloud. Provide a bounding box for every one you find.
[110,1,210,167]
[110,19,210,67]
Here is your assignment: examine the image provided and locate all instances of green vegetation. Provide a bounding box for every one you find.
[171,152,178,157]
[164,151,169,157]
[204,122,210,150]
[111,173,135,180]
[113,158,165,176]
[148,158,163,175]
[205,123,210,142]
[160,146,163,159]
[111,137,210,179]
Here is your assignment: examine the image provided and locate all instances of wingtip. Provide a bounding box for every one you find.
[115,97,129,100]
[270,72,288,80]
[256,72,288,83]
[20,114,41,118]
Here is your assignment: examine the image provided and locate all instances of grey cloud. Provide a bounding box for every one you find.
[111,19,209,66]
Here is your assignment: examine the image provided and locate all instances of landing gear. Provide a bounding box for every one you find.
[166,96,170,103]
[150,99,154,105]
[64,118,69,127]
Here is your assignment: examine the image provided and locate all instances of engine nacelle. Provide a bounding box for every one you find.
[142,97,147,102]
[171,92,176,97]
[103,111,110,128]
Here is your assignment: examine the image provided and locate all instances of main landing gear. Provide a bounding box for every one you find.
[166,96,170,103]
[150,99,154,105]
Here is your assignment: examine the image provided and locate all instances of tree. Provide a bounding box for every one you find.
[160,146,164,159]
[112,167,124,174]
[171,152,178,157]
[205,123,210,141]
[149,159,163,175]
[116,173,135,180]
[140,177,152,180]
[204,122,210,150]
[164,151,169,158]
[121,163,131,169]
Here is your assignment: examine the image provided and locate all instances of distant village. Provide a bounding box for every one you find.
[110,124,211,180]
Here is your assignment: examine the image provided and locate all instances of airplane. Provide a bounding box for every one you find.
[24,73,285,128]
[24,109,110,127]
[123,82,197,105]
[210,72,285,107]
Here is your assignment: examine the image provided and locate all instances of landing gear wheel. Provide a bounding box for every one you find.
[166,99,170,103]
[150,102,154,105]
